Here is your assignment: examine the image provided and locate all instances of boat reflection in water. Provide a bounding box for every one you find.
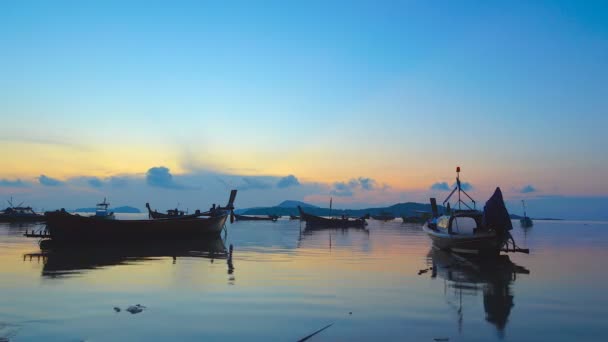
[297,224,370,249]
[23,238,230,278]
[426,248,530,338]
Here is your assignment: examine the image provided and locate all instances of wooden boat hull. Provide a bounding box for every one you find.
[298,206,367,229]
[233,214,277,221]
[44,211,227,242]
[402,216,425,224]
[423,222,506,256]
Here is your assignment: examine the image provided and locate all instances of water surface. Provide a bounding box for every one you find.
[1,217,607,341]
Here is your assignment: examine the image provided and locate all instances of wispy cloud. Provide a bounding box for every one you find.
[87,177,103,188]
[38,175,64,186]
[0,178,28,187]
[277,175,300,188]
[330,181,354,197]
[430,182,450,191]
[239,177,272,190]
[330,177,379,197]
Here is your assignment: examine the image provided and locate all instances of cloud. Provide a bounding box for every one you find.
[330,177,378,197]
[277,175,300,188]
[330,181,354,197]
[38,175,64,186]
[87,177,103,188]
[451,181,473,191]
[358,177,376,190]
[520,185,537,193]
[430,182,450,191]
[0,179,28,187]
[146,167,187,189]
[239,177,272,190]
[109,176,128,188]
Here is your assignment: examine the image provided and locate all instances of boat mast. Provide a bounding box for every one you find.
[522,200,527,219]
[443,167,476,211]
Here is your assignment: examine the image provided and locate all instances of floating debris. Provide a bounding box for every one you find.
[126,304,146,314]
[418,266,435,275]
[113,307,121,313]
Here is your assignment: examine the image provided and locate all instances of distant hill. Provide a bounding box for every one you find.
[73,206,141,213]
[242,201,441,217]
[242,201,561,220]
[276,200,318,208]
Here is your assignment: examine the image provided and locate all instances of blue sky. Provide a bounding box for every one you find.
[0,1,607,218]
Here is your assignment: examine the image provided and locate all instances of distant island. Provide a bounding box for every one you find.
[239,200,561,220]
[73,206,141,213]
[239,200,438,217]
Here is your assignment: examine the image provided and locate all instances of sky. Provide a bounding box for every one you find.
[1,1,607,219]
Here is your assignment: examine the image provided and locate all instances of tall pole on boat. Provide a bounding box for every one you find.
[522,200,527,218]
[329,197,333,219]
[456,166,461,210]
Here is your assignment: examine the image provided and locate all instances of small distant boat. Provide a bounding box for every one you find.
[402,211,432,224]
[422,167,527,256]
[32,190,237,243]
[520,200,533,228]
[233,214,279,222]
[93,198,115,220]
[0,198,45,222]
[298,206,368,229]
[289,215,300,220]
[371,212,395,221]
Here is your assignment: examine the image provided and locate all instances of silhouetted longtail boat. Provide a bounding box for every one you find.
[371,212,395,221]
[146,190,238,220]
[0,198,45,222]
[422,167,528,256]
[35,190,237,243]
[298,206,368,229]
[233,213,279,221]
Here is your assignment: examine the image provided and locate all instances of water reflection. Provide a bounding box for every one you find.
[23,238,229,278]
[297,226,370,249]
[427,248,530,338]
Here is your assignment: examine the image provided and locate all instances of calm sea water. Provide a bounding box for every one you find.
[1,216,607,341]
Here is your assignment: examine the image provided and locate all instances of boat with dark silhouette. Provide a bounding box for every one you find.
[402,211,432,224]
[426,248,529,338]
[146,203,203,219]
[520,200,533,228]
[289,215,300,220]
[298,206,368,229]
[34,190,237,243]
[92,198,115,220]
[371,212,395,221]
[24,238,228,278]
[233,213,279,222]
[423,168,527,256]
[0,198,45,222]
